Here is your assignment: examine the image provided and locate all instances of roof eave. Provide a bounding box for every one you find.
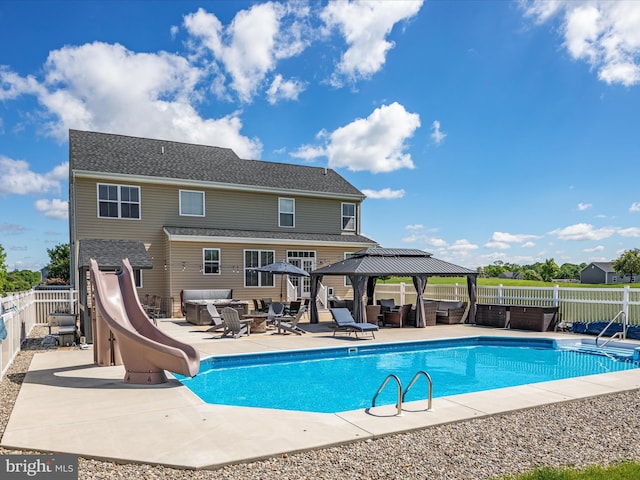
[71,169,365,201]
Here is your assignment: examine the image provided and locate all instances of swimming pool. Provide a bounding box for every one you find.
[176,337,640,413]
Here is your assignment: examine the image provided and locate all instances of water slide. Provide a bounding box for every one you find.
[89,258,200,384]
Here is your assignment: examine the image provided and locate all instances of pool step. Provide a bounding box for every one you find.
[568,344,637,360]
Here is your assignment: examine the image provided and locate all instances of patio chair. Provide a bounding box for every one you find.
[205,304,225,332]
[329,308,378,339]
[278,306,307,335]
[260,298,273,312]
[145,295,161,326]
[267,301,284,325]
[365,304,381,325]
[284,300,301,316]
[383,304,412,328]
[221,307,250,339]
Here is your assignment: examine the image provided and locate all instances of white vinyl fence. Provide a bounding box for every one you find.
[0,288,77,380]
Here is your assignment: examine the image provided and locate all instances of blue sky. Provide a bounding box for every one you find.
[1,0,639,273]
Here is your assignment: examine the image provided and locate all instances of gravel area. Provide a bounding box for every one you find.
[3,329,640,479]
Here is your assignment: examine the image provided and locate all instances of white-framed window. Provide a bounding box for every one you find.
[203,248,221,275]
[341,202,356,231]
[344,252,355,286]
[244,249,275,287]
[279,197,295,227]
[180,190,205,217]
[97,184,140,219]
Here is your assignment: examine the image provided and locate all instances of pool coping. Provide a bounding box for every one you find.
[3,321,640,469]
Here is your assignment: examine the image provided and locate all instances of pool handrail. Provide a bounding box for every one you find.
[402,370,433,411]
[596,310,627,347]
[370,374,403,416]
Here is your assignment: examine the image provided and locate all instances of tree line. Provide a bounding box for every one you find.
[478,248,640,283]
[0,243,70,294]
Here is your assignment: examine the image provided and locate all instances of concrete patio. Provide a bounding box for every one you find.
[3,317,640,469]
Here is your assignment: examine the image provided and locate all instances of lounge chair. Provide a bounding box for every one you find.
[205,304,225,332]
[221,307,250,339]
[278,306,307,335]
[329,308,379,339]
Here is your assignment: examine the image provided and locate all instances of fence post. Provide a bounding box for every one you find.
[454,283,459,301]
[553,285,559,307]
[623,285,630,321]
[498,284,503,304]
[400,282,406,305]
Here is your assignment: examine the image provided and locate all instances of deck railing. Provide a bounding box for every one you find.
[1,288,77,380]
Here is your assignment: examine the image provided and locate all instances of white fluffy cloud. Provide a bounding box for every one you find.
[35,198,68,220]
[361,188,405,199]
[484,241,511,250]
[630,202,640,212]
[618,227,640,237]
[183,4,310,103]
[549,223,616,241]
[577,202,592,211]
[584,245,605,252]
[430,120,446,145]
[524,1,640,86]
[448,239,478,253]
[0,157,67,196]
[0,42,262,158]
[489,231,540,244]
[266,74,306,104]
[292,102,420,173]
[321,0,423,85]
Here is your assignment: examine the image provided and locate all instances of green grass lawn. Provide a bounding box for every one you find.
[497,461,640,479]
[377,276,640,289]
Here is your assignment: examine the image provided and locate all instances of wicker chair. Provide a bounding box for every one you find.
[383,304,412,327]
[422,301,437,326]
[365,305,381,325]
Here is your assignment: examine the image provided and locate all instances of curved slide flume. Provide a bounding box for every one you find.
[89,258,200,384]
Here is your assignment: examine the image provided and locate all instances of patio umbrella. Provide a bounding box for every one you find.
[252,261,310,301]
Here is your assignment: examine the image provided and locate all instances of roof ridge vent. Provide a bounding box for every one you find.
[161,145,165,155]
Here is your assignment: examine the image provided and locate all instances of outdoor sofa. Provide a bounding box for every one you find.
[425,300,467,324]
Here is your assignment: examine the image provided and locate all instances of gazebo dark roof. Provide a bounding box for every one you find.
[312,248,477,277]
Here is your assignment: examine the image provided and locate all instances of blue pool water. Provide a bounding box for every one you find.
[175,337,640,413]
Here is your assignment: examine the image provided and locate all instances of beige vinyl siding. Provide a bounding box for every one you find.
[74,177,371,317]
[76,178,352,235]
[166,242,360,316]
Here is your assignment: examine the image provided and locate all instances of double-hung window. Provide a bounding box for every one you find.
[180,190,205,216]
[203,248,220,275]
[279,198,295,227]
[98,184,140,219]
[244,250,275,287]
[341,202,356,231]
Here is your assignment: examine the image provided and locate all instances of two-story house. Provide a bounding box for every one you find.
[69,129,377,328]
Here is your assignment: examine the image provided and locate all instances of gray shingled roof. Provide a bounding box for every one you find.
[163,226,377,245]
[591,262,614,272]
[311,247,476,276]
[78,239,153,269]
[69,130,364,197]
